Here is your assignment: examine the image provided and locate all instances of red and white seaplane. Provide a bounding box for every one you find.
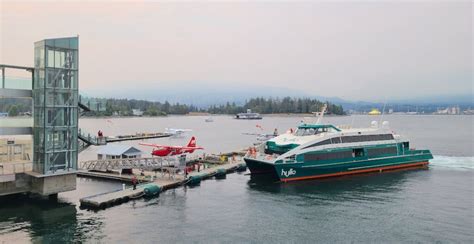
[139,136,204,157]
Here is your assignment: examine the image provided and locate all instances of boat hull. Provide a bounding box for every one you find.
[245,152,433,182]
[244,158,278,177]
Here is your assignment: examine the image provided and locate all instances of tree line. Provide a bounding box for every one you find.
[90,97,344,116]
[208,97,344,115]
[0,97,345,116]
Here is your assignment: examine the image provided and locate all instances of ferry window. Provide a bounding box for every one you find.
[304,151,352,161]
[341,134,394,143]
[303,139,332,149]
[353,148,364,157]
[367,147,397,157]
[403,142,409,149]
[331,137,341,144]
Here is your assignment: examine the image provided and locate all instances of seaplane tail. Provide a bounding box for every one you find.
[187,136,196,147]
[184,136,203,153]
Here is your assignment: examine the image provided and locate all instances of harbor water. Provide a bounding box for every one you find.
[0,115,473,243]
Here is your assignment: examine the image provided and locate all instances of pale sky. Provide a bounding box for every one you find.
[0,1,472,101]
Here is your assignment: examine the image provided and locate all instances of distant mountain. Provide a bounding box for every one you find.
[82,84,472,109]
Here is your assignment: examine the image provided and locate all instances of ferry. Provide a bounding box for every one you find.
[244,106,433,182]
[235,109,262,120]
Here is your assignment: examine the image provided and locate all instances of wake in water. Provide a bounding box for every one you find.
[430,155,474,171]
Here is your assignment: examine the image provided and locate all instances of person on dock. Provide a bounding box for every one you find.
[97,130,104,143]
[132,175,137,190]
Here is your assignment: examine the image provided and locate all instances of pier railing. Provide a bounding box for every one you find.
[78,128,107,146]
[79,157,175,172]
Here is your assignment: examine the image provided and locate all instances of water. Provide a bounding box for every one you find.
[1,115,473,243]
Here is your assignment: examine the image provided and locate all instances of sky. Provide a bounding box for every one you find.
[0,1,472,102]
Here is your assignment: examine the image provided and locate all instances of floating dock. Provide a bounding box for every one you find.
[77,170,153,182]
[78,130,171,146]
[79,161,246,209]
[106,132,171,143]
[80,177,183,209]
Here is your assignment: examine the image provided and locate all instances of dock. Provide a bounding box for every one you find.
[78,129,171,147]
[79,160,246,209]
[77,170,152,182]
[80,177,183,209]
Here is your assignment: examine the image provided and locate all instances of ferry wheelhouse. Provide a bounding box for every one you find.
[244,114,433,182]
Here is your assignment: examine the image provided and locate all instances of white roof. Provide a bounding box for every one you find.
[97,145,142,156]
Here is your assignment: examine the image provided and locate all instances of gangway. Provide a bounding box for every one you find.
[79,157,176,172]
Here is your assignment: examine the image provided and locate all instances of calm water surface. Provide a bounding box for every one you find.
[0,115,473,243]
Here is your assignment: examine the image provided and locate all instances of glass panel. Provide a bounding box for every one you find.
[54,50,61,68]
[47,49,55,68]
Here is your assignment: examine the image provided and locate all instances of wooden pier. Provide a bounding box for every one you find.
[79,161,246,209]
[78,129,171,147]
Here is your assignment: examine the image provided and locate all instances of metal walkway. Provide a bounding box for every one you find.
[79,157,176,171]
[78,129,171,147]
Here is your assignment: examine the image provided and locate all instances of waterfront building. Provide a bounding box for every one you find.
[132,109,144,116]
[97,145,142,160]
[0,37,79,198]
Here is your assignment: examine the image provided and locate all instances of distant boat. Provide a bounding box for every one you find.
[165,128,192,137]
[205,117,214,122]
[235,109,262,120]
[368,108,381,115]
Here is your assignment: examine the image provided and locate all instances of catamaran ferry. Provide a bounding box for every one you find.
[244,107,433,182]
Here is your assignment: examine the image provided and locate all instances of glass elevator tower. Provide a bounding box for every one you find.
[33,37,78,175]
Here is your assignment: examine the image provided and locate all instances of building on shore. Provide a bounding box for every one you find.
[132,109,144,116]
[434,106,461,115]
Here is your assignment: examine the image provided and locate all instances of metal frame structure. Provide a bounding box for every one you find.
[33,37,79,175]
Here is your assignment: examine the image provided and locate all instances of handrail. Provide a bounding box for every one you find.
[78,157,175,171]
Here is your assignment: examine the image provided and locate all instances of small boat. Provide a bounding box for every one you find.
[235,109,262,120]
[244,105,433,182]
[205,117,214,122]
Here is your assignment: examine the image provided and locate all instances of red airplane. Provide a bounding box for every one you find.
[139,136,204,157]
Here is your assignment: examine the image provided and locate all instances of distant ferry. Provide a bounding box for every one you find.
[235,109,262,120]
[244,106,433,182]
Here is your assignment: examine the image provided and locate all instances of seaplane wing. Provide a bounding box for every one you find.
[139,142,170,149]
[166,128,192,133]
[179,146,204,150]
[242,132,260,136]
[139,136,203,150]
[139,143,200,150]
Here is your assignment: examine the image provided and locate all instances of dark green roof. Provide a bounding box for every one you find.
[297,124,341,131]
